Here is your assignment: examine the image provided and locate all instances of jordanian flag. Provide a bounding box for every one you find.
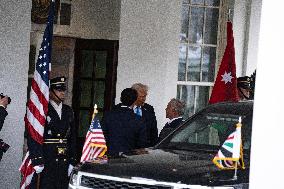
[212,120,245,169]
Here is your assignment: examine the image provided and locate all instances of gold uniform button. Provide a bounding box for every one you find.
[57,134,61,137]
[56,159,58,162]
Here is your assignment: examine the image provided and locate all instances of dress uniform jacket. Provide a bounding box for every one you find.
[27,103,76,189]
[102,106,147,156]
[158,117,184,142]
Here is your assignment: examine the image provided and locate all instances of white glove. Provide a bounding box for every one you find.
[68,164,74,176]
[33,165,44,173]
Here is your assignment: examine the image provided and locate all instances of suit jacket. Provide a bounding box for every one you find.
[0,106,8,132]
[140,103,158,147]
[158,117,184,142]
[102,106,147,156]
[0,106,8,161]
[113,103,158,147]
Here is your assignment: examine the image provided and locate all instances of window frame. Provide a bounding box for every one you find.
[177,0,230,117]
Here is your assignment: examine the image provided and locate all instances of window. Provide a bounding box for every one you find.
[177,0,228,118]
[169,112,252,150]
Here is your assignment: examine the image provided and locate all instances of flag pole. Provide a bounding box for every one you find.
[88,104,98,149]
[228,9,232,22]
[233,161,238,180]
[233,116,242,180]
[36,173,41,189]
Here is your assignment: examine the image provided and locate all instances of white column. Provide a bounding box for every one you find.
[233,0,248,76]
[0,1,32,187]
[249,0,284,188]
[246,0,262,75]
[233,0,261,76]
[117,0,182,130]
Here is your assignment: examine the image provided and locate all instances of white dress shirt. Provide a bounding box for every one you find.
[50,100,62,119]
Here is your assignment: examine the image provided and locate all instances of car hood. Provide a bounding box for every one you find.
[77,148,249,186]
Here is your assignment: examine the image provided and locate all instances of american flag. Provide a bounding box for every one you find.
[19,1,55,188]
[80,111,107,162]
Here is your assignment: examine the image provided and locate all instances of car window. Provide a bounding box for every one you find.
[165,112,252,150]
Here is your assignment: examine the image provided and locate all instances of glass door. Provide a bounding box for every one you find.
[72,39,118,158]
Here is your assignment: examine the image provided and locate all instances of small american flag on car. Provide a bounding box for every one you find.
[80,106,107,162]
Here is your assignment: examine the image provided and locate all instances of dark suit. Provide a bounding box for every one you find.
[0,106,8,161]
[158,117,184,142]
[28,103,76,189]
[102,106,147,156]
[140,103,158,147]
[0,106,8,131]
[113,103,158,147]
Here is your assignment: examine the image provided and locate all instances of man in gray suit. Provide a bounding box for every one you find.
[158,98,185,142]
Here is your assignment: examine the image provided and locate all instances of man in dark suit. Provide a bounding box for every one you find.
[28,76,77,189]
[0,95,10,161]
[131,83,158,147]
[158,98,185,142]
[102,88,147,156]
[0,95,9,131]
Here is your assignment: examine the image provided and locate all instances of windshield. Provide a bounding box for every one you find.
[160,111,252,151]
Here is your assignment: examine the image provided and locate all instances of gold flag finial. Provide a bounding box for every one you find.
[236,116,242,128]
[91,104,98,120]
[94,104,98,114]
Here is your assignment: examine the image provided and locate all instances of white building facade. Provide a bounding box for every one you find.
[0,0,260,187]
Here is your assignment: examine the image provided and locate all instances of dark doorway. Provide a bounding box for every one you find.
[72,39,118,159]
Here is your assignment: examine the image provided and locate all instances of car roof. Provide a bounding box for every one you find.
[200,100,254,116]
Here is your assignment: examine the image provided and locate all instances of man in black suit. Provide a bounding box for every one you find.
[131,83,158,147]
[0,95,10,161]
[0,95,9,131]
[158,98,185,142]
[102,88,147,156]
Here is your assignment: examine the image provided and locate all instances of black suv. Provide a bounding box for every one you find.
[69,101,253,189]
